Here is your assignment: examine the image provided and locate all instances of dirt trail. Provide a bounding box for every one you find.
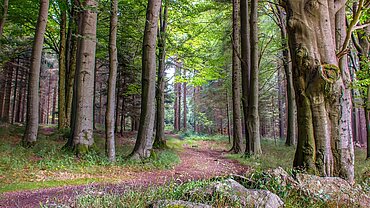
[0,144,249,208]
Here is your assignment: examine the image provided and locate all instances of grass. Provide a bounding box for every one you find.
[72,179,242,208]
[0,124,180,193]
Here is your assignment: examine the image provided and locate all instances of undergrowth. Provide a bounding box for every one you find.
[0,125,180,193]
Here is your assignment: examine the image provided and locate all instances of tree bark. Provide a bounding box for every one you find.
[105,0,118,162]
[231,0,243,154]
[0,0,9,37]
[154,0,168,149]
[240,0,251,155]
[23,0,49,147]
[335,6,355,182]
[130,0,161,159]
[276,6,297,146]
[248,0,261,154]
[183,68,187,130]
[11,63,19,124]
[286,0,354,181]
[72,0,97,155]
[59,2,68,129]
[3,66,12,122]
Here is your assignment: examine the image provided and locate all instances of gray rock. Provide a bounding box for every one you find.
[295,173,370,207]
[186,179,284,208]
[151,200,211,208]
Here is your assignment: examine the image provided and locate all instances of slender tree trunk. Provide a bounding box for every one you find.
[22,0,49,147]
[71,0,97,155]
[154,0,168,148]
[59,3,68,129]
[277,66,285,139]
[0,76,5,119]
[226,90,231,144]
[240,0,251,155]
[105,0,118,162]
[52,80,57,124]
[183,69,187,130]
[130,0,161,159]
[11,63,19,124]
[0,0,9,37]
[276,6,297,146]
[231,0,243,154]
[15,70,24,123]
[335,6,355,181]
[3,66,12,122]
[248,0,261,154]
[366,87,370,159]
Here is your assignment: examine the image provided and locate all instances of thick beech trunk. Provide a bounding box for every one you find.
[23,0,49,146]
[154,0,168,149]
[105,0,118,162]
[130,0,161,159]
[231,0,243,154]
[72,0,97,155]
[248,0,261,154]
[286,0,354,181]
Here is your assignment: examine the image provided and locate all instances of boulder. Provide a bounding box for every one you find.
[294,173,370,207]
[186,179,284,208]
[150,200,211,208]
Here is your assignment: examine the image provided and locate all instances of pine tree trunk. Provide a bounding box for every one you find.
[3,67,12,122]
[130,0,161,159]
[154,0,168,149]
[0,0,9,37]
[105,0,118,162]
[0,76,5,119]
[59,3,68,129]
[231,0,243,154]
[11,63,19,124]
[72,0,97,155]
[23,0,49,147]
[248,0,261,154]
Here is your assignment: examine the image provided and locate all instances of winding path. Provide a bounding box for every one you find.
[0,144,249,207]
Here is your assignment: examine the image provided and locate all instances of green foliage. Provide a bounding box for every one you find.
[0,125,180,193]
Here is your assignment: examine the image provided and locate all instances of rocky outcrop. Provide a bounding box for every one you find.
[150,200,211,208]
[186,179,284,208]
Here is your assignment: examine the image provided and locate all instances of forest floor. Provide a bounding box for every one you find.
[0,125,249,207]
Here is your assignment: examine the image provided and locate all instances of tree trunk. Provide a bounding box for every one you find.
[286,0,354,181]
[231,0,243,154]
[0,75,5,119]
[3,66,12,122]
[105,0,118,162]
[183,69,187,130]
[154,0,168,149]
[59,2,68,129]
[335,6,355,182]
[277,66,285,139]
[248,0,261,154]
[11,63,19,124]
[130,0,161,159]
[23,0,49,147]
[52,80,57,124]
[72,0,97,155]
[276,6,297,146]
[0,0,9,37]
[240,0,251,155]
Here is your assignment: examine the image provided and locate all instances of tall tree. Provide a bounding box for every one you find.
[0,0,9,37]
[274,5,297,146]
[248,0,261,154]
[231,0,243,154]
[105,0,118,162]
[154,0,169,149]
[58,0,68,129]
[285,0,354,181]
[240,0,251,155]
[22,0,49,147]
[130,0,161,159]
[183,68,187,130]
[71,0,97,155]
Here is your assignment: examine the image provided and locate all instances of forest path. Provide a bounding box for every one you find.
[0,137,249,207]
